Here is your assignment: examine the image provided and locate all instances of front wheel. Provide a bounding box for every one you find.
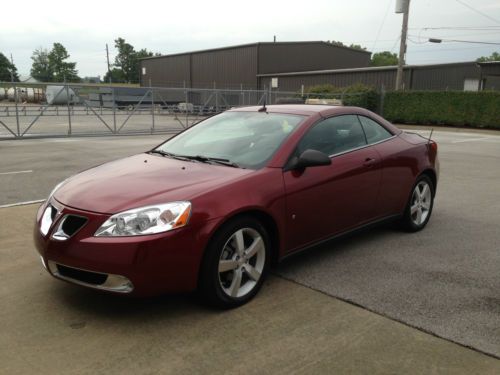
[401,175,435,232]
[198,216,270,308]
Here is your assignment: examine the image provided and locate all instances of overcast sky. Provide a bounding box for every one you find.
[2,0,500,78]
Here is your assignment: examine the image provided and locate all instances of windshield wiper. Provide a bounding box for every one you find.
[182,155,241,168]
[148,150,191,161]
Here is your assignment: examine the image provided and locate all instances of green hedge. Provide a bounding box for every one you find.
[383,91,500,129]
[306,83,379,112]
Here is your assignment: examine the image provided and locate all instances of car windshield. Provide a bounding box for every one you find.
[154,111,304,169]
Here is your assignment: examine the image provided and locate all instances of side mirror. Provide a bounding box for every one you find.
[288,149,331,170]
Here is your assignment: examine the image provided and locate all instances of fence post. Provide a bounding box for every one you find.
[112,87,117,133]
[13,83,20,137]
[185,88,188,128]
[151,88,155,133]
[65,84,72,135]
[379,85,386,116]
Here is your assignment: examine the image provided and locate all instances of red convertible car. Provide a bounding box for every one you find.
[34,105,439,308]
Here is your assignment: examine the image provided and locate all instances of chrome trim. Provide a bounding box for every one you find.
[40,256,47,270]
[47,261,134,293]
[51,214,87,241]
[328,135,397,159]
[40,205,54,236]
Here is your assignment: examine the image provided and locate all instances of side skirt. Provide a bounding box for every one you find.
[278,214,402,263]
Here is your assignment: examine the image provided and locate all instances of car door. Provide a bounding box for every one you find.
[357,115,404,218]
[283,115,382,252]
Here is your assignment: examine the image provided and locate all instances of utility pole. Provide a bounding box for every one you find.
[395,0,410,91]
[106,44,112,83]
[9,54,15,82]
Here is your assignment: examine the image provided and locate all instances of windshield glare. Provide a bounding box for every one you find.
[156,111,304,169]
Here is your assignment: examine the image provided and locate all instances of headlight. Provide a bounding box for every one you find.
[94,201,192,237]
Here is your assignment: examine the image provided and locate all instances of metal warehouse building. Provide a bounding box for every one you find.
[258,61,500,92]
[140,41,500,93]
[140,41,371,89]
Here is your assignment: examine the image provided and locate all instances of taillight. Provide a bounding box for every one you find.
[429,141,438,153]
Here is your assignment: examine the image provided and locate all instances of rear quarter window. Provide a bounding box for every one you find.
[358,116,393,144]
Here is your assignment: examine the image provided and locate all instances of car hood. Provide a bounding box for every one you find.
[54,153,253,214]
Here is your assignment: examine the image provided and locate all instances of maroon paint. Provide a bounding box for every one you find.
[34,105,438,296]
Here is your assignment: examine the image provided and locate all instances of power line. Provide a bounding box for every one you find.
[409,26,500,30]
[454,0,500,25]
[371,0,393,51]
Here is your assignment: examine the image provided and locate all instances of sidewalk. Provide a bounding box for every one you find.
[396,123,500,136]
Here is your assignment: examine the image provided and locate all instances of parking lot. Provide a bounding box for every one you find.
[0,127,499,372]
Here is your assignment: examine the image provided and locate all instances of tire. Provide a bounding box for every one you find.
[401,175,435,232]
[198,216,271,309]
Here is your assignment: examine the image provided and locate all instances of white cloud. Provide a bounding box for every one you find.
[1,0,499,77]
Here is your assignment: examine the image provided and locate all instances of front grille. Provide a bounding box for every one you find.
[61,215,87,237]
[56,264,108,285]
[52,214,87,240]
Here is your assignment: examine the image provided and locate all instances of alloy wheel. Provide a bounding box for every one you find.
[218,227,266,298]
[410,180,432,226]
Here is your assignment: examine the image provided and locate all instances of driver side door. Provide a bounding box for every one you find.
[283,115,382,252]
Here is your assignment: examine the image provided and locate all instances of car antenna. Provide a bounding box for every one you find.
[427,128,434,144]
[258,100,267,112]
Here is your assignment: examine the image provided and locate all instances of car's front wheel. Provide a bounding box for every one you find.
[198,216,270,308]
[401,175,435,232]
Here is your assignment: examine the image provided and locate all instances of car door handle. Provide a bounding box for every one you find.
[363,158,377,167]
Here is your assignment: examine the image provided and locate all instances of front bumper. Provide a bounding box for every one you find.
[34,199,214,296]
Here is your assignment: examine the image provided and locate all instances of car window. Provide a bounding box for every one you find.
[358,116,393,144]
[157,111,304,169]
[297,115,368,156]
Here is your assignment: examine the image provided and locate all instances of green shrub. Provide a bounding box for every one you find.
[306,83,379,112]
[383,91,500,129]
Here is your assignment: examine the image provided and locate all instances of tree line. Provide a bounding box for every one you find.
[1,40,499,84]
[0,38,158,84]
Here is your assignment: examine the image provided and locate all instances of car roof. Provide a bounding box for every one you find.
[229,104,383,117]
[229,104,402,135]
[230,104,344,116]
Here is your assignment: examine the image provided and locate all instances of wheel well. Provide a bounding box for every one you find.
[213,210,280,266]
[420,169,437,195]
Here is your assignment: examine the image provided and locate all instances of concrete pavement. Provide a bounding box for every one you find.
[1,205,499,374]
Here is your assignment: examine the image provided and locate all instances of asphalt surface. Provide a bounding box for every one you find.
[0,135,168,206]
[0,105,200,138]
[278,129,500,357]
[1,204,499,374]
[0,128,499,368]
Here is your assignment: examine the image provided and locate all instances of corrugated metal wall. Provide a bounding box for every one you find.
[410,63,480,90]
[191,45,258,89]
[259,68,407,91]
[141,54,190,87]
[258,42,370,74]
[140,42,370,90]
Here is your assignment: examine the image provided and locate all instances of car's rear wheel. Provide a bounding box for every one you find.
[401,175,434,232]
[198,216,270,308]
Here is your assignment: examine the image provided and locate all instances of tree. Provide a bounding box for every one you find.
[113,38,159,83]
[103,68,126,83]
[349,44,367,51]
[0,52,19,82]
[371,51,398,66]
[476,52,500,62]
[30,43,80,82]
[326,41,367,51]
[48,43,80,82]
[114,38,136,83]
[30,48,52,82]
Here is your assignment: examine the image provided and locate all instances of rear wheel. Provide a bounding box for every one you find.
[198,216,270,308]
[401,175,434,232]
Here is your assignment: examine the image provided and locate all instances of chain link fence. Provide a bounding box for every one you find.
[0,82,376,139]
